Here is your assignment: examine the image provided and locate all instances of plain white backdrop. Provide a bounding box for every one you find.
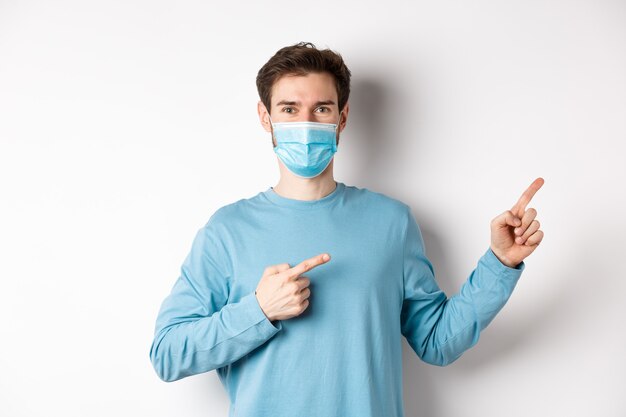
[1,1,625,416]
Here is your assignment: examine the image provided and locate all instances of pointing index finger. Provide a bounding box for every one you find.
[286,253,331,280]
[511,177,544,217]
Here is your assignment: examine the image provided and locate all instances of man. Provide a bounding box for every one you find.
[149,42,544,416]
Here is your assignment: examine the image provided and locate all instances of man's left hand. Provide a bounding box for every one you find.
[490,177,545,268]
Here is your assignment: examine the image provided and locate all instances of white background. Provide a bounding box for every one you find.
[1,1,625,416]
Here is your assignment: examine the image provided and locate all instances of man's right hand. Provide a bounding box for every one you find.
[255,253,331,322]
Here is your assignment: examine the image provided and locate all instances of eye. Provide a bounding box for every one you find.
[281,106,296,114]
[315,106,331,113]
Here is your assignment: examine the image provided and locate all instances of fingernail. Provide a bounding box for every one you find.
[322,254,330,261]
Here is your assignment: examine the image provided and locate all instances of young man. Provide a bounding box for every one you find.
[150,42,544,416]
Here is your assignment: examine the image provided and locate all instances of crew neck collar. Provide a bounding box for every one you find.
[262,181,345,210]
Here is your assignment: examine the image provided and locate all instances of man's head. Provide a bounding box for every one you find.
[256,42,351,145]
[256,42,351,116]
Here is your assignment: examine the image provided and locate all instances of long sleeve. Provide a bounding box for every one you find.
[400,207,525,366]
[149,215,283,382]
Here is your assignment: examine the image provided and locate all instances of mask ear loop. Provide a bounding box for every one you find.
[334,112,343,150]
[268,114,276,148]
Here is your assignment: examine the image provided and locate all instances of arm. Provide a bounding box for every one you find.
[149,217,282,382]
[400,208,524,366]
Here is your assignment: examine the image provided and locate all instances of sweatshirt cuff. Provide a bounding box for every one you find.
[238,291,283,335]
[482,247,526,279]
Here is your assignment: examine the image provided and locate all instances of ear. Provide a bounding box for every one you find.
[338,102,349,133]
[257,101,272,133]
[336,102,350,147]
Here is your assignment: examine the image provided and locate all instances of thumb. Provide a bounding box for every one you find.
[491,210,522,229]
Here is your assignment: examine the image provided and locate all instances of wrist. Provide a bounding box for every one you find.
[255,290,273,322]
[490,246,518,268]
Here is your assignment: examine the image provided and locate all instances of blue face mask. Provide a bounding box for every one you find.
[270,116,341,178]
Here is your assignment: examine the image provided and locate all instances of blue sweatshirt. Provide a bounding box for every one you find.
[150,181,524,417]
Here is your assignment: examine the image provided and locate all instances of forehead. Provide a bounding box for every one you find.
[271,72,338,106]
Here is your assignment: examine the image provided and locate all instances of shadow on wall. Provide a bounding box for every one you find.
[343,76,412,190]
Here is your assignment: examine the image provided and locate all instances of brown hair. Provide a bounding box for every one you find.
[256,42,351,114]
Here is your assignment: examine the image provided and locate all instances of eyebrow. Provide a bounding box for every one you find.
[275,100,336,107]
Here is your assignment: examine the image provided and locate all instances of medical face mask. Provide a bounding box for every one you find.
[269,115,341,179]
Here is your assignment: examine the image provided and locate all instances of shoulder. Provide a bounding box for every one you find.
[201,190,264,230]
[202,202,244,230]
[344,183,412,218]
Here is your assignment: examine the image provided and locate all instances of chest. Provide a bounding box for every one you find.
[224,210,404,311]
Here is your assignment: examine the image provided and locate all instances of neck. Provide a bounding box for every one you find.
[272,161,337,201]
